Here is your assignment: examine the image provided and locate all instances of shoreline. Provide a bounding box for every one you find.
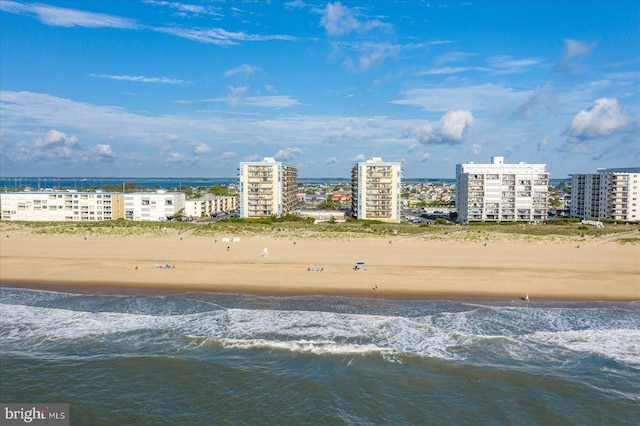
[2,281,638,307]
[1,231,639,302]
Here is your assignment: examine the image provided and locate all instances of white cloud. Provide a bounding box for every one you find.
[0,1,138,28]
[326,156,338,164]
[92,144,116,161]
[142,0,222,17]
[177,87,301,108]
[568,98,629,139]
[353,154,366,162]
[320,2,361,37]
[392,84,531,113]
[162,151,196,165]
[153,26,297,47]
[34,129,78,148]
[556,39,596,73]
[224,64,261,78]
[402,110,474,144]
[438,110,475,141]
[415,152,431,162]
[469,144,482,156]
[285,0,307,9]
[433,51,474,67]
[319,2,395,71]
[221,151,237,159]
[418,66,485,76]
[274,147,303,161]
[90,74,186,84]
[563,39,594,61]
[242,96,301,108]
[486,55,543,74]
[190,142,211,154]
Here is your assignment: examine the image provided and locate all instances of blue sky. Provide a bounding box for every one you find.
[1,1,638,178]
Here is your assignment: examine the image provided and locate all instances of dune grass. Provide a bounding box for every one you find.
[1,219,638,243]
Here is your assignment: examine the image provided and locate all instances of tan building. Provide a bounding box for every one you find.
[185,194,238,218]
[0,191,124,221]
[570,167,640,221]
[351,157,402,222]
[238,157,298,218]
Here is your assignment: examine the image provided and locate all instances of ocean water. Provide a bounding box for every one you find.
[1,287,638,425]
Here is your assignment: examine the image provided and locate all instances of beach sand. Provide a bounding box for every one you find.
[1,230,639,301]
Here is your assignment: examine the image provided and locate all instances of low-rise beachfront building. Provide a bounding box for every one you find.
[124,191,185,221]
[297,210,346,223]
[456,156,548,224]
[351,157,403,223]
[184,194,238,218]
[0,191,124,221]
[238,157,298,218]
[570,167,640,221]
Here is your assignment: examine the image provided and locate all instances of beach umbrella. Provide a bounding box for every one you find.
[356,261,365,265]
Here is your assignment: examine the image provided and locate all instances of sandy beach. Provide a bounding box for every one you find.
[1,227,639,301]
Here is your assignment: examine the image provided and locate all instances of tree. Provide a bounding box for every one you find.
[209,185,235,196]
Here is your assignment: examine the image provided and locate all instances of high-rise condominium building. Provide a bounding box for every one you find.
[238,157,298,218]
[351,157,402,223]
[456,156,548,224]
[570,167,640,221]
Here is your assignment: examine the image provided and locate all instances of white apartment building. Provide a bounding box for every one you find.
[456,156,548,224]
[351,157,402,223]
[124,191,185,221]
[570,167,640,221]
[185,194,238,218]
[238,157,298,218]
[0,191,124,221]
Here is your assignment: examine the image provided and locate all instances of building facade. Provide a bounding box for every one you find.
[570,167,640,221]
[351,157,402,223]
[123,191,185,221]
[456,156,548,224]
[238,157,298,218]
[0,191,124,221]
[185,194,238,218]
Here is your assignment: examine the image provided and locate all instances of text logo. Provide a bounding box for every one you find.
[1,404,68,426]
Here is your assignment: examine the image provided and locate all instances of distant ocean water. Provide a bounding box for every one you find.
[1,287,638,425]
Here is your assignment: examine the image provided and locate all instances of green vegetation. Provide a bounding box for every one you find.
[618,237,640,245]
[2,217,638,243]
[208,185,236,196]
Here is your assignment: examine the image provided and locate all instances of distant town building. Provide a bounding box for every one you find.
[351,157,402,223]
[185,194,238,218]
[456,156,548,224]
[570,167,640,221]
[0,191,124,221]
[238,157,298,218]
[124,191,185,221]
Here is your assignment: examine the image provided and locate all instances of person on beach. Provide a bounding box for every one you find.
[520,293,529,307]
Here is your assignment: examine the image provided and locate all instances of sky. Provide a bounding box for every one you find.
[1,1,638,178]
